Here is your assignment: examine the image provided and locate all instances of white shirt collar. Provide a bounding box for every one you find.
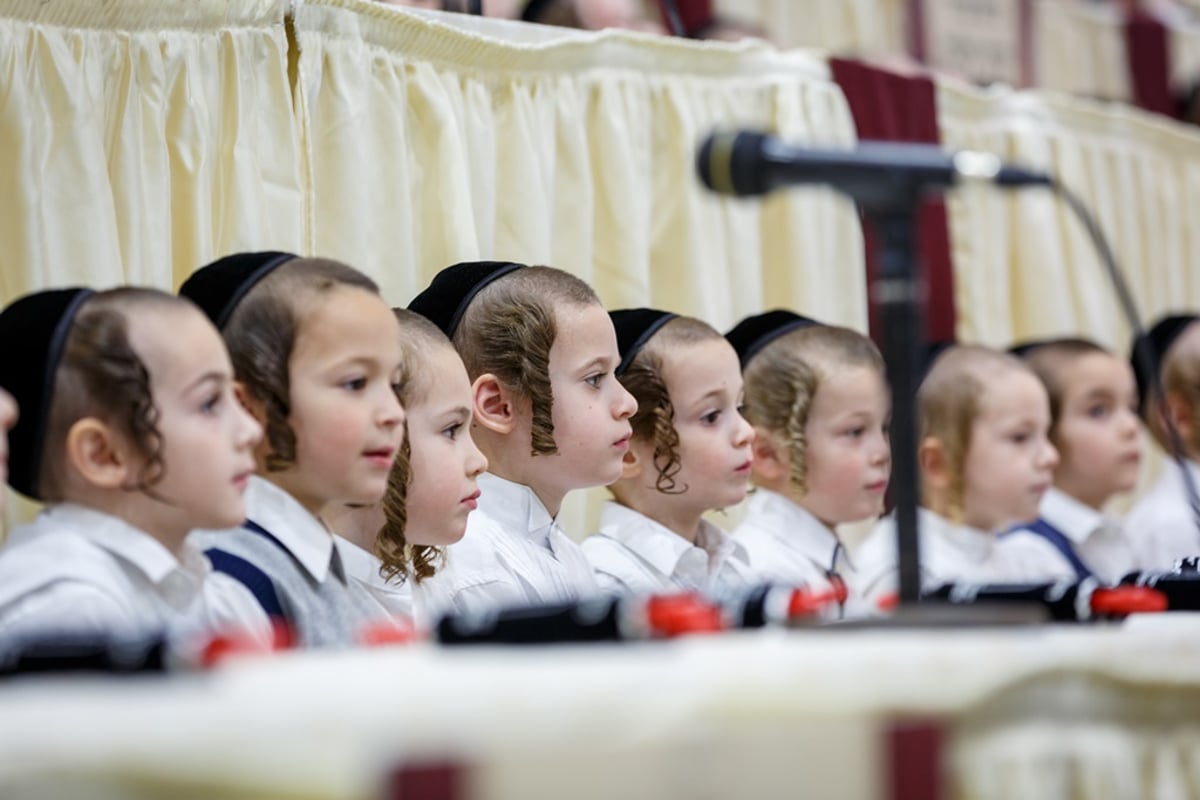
[333,535,385,588]
[31,503,209,587]
[597,501,744,579]
[476,473,557,549]
[919,507,994,562]
[1039,487,1109,546]
[744,489,845,569]
[244,476,336,583]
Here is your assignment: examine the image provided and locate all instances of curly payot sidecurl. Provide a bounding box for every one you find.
[40,288,189,500]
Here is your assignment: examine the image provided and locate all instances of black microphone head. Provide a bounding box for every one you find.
[697,130,770,197]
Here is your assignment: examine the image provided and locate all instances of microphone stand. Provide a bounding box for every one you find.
[864,201,925,606]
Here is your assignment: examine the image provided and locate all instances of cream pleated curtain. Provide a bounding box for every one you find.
[938,82,1200,350]
[712,0,906,54]
[0,0,305,299]
[1035,0,1131,102]
[290,1,866,538]
[291,1,865,326]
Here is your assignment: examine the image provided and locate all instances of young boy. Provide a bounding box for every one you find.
[408,261,637,615]
[1126,314,1200,570]
[1001,338,1143,583]
[0,287,270,644]
[181,252,405,647]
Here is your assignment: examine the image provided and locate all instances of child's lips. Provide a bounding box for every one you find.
[864,480,888,493]
[1120,449,1142,465]
[232,464,256,489]
[462,489,481,510]
[613,435,631,450]
[734,460,753,475]
[363,448,396,468]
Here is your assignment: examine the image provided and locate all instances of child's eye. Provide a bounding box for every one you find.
[1087,403,1109,419]
[1010,432,1032,445]
[442,422,463,440]
[201,393,222,415]
[844,426,866,438]
[341,376,368,392]
[701,410,721,425]
[585,372,606,388]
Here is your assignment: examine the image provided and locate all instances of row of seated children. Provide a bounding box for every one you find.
[0,252,1196,648]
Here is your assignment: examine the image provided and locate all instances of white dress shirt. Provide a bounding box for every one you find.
[734,490,857,586]
[853,507,1072,605]
[334,536,414,621]
[1126,459,1200,571]
[1001,488,1140,584]
[419,473,598,615]
[582,501,756,597]
[732,489,870,617]
[0,504,271,644]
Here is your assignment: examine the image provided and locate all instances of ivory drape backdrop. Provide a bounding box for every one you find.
[291,1,865,325]
[0,0,305,299]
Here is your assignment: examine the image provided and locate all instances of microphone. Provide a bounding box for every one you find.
[697,130,1051,200]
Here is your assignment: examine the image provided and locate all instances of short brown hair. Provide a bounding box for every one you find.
[1160,328,1200,454]
[919,345,1032,520]
[40,288,192,500]
[1019,338,1109,442]
[618,316,723,494]
[742,325,883,495]
[377,309,454,583]
[453,265,598,457]
[221,258,378,472]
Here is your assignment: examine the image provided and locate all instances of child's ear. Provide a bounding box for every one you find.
[233,381,267,424]
[620,446,642,481]
[750,428,787,482]
[1166,390,1196,443]
[918,436,950,490]
[472,373,516,435]
[65,418,132,490]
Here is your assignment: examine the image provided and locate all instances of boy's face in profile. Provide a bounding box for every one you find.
[519,302,636,500]
[1053,352,1141,508]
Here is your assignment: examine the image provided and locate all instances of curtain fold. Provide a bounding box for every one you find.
[292,1,866,329]
[1035,0,1131,103]
[712,0,906,55]
[0,0,304,299]
[938,82,1200,350]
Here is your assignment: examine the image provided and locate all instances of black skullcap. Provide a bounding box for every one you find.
[610,308,678,376]
[178,251,298,329]
[1131,313,1200,414]
[1008,337,1057,359]
[0,287,94,499]
[920,339,957,383]
[725,309,819,367]
[407,261,525,338]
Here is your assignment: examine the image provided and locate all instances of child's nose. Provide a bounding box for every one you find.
[466,440,488,477]
[1041,439,1060,471]
[614,382,637,420]
[380,389,406,429]
[239,408,264,448]
[733,413,754,447]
